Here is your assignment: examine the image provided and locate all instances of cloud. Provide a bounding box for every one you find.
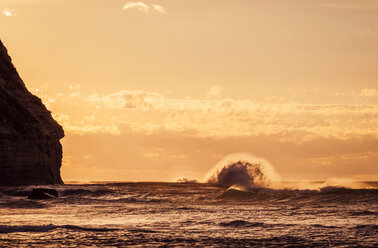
[123,2,150,13]
[34,86,378,140]
[310,152,378,167]
[151,4,165,13]
[87,90,165,110]
[360,88,378,97]
[84,89,378,140]
[69,84,81,91]
[65,122,120,135]
[52,113,120,135]
[143,148,188,159]
[2,9,16,17]
[69,92,80,97]
[123,2,165,13]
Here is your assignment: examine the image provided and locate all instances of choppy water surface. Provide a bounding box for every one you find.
[0,182,377,247]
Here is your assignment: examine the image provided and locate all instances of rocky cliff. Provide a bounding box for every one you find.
[0,40,64,185]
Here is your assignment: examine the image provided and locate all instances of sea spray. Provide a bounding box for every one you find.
[204,153,280,189]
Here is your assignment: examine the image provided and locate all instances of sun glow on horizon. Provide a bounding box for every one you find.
[1,0,377,182]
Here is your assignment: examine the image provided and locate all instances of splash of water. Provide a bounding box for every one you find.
[204,153,280,189]
[204,153,375,191]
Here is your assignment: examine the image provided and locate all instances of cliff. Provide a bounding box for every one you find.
[0,40,64,185]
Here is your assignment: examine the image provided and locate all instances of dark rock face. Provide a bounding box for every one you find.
[0,40,64,186]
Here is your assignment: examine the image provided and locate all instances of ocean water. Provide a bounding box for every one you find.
[0,181,377,247]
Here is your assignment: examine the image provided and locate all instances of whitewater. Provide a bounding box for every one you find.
[0,155,377,247]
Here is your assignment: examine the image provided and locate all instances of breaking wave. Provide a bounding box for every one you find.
[204,153,280,189]
[0,224,118,234]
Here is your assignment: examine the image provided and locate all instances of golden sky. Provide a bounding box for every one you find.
[1,0,377,181]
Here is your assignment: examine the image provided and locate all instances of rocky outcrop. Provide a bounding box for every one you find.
[0,40,64,185]
[28,188,59,199]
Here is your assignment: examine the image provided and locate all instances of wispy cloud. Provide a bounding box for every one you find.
[52,113,120,135]
[360,88,378,97]
[2,9,16,17]
[123,2,150,13]
[87,90,165,110]
[151,4,165,13]
[33,86,378,140]
[123,2,165,14]
[310,152,378,167]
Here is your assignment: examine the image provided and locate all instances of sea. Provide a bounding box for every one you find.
[0,157,377,247]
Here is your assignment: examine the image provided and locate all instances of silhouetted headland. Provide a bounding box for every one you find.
[0,40,64,186]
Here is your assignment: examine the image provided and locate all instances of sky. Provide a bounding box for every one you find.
[1,0,377,182]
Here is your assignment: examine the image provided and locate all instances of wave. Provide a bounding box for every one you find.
[310,224,339,229]
[350,224,378,231]
[219,220,346,230]
[109,195,166,203]
[0,186,115,198]
[349,210,377,216]
[0,200,48,209]
[129,228,159,233]
[219,220,266,228]
[204,153,378,194]
[204,153,280,189]
[0,224,118,234]
[60,188,114,197]
[218,220,341,229]
[217,185,378,204]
